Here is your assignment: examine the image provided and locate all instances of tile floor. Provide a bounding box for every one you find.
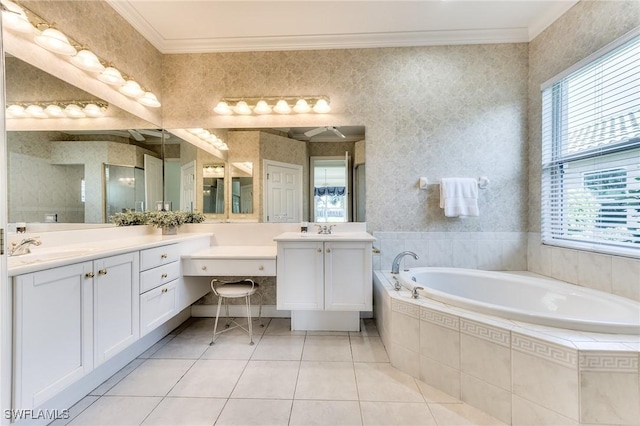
[54,318,507,426]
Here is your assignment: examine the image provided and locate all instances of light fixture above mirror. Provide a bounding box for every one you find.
[214,96,331,116]
[6,100,108,119]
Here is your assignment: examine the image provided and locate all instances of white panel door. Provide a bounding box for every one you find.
[93,252,139,367]
[264,160,302,222]
[180,160,196,211]
[144,154,163,211]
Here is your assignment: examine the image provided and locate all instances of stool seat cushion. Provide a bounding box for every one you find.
[215,283,259,298]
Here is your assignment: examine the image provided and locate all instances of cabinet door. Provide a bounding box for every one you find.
[276,241,324,310]
[140,280,179,337]
[93,252,140,366]
[324,241,373,311]
[13,262,93,410]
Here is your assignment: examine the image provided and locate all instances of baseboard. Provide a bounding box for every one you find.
[190,304,290,318]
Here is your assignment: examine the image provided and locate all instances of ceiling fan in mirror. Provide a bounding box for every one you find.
[304,126,346,138]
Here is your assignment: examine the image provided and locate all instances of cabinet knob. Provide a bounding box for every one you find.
[161,273,168,279]
[85,272,95,279]
[161,253,168,259]
[162,288,168,293]
[98,269,107,275]
[258,265,264,271]
[326,248,331,253]
[317,248,322,253]
[201,266,207,271]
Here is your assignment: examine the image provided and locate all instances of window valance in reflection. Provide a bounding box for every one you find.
[314,186,346,197]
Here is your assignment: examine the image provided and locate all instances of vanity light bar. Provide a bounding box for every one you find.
[6,100,109,119]
[214,96,331,115]
[187,128,229,151]
[0,0,161,108]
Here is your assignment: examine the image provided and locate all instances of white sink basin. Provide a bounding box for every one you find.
[8,247,98,265]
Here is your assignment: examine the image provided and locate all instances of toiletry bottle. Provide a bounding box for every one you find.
[300,222,308,233]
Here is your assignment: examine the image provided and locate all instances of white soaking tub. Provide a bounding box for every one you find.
[397,267,640,334]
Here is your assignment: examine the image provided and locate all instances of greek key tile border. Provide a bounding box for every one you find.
[391,298,420,319]
[460,319,510,347]
[579,352,639,372]
[420,307,459,331]
[512,333,577,368]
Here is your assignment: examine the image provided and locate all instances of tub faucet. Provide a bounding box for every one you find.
[9,237,42,256]
[391,251,418,274]
[412,286,424,299]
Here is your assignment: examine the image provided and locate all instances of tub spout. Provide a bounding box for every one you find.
[391,251,418,274]
[412,286,424,299]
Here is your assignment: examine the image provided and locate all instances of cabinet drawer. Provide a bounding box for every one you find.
[140,280,179,337]
[183,259,276,276]
[140,261,180,293]
[140,244,180,271]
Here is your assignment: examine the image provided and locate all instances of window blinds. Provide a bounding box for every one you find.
[541,31,640,256]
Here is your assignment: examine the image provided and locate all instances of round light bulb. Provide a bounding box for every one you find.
[34,28,77,56]
[1,0,33,33]
[233,100,252,115]
[119,80,145,98]
[64,104,86,118]
[293,99,311,113]
[97,66,125,85]
[25,104,48,118]
[213,101,232,115]
[313,98,331,113]
[70,49,105,73]
[138,91,161,107]
[7,104,28,118]
[253,100,272,114]
[83,103,105,117]
[273,99,292,114]
[44,104,65,117]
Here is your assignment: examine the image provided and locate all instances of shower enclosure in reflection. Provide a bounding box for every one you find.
[203,164,225,214]
[104,164,145,219]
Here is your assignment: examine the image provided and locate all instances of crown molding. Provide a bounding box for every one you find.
[528,0,580,41]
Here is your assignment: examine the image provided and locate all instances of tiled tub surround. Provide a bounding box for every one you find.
[374,271,640,425]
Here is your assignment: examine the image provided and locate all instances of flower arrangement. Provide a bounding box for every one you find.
[111,210,206,233]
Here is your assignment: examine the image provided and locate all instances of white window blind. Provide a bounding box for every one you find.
[541,30,640,257]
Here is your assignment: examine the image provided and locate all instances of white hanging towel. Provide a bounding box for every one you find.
[439,177,479,217]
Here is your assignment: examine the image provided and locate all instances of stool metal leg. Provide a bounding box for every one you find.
[246,294,254,345]
[211,296,223,345]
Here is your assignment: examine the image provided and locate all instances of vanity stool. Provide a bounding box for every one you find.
[209,278,263,345]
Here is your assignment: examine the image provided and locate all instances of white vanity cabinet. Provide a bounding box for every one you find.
[13,262,94,411]
[13,251,139,410]
[139,244,180,336]
[275,237,373,312]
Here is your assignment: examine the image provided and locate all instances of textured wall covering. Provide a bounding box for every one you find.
[162,43,529,233]
[527,0,640,232]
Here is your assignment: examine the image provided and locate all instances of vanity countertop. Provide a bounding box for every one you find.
[273,231,376,242]
[8,232,213,276]
[184,245,277,260]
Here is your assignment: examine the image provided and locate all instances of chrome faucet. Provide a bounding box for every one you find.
[412,286,424,299]
[9,237,42,256]
[391,251,418,274]
[315,224,335,234]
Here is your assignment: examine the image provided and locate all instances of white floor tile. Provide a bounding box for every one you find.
[289,400,362,426]
[49,396,98,426]
[231,360,300,399]
[302,335,353,361]
[351,336,390,362]
[149,335,210,359]
[216,398,292,426]
[251,335,305,360]
[168,359,247,398]
[295,361,359,400]
[264,318,306,336]
[68,396,161,425]
[428,402,508,425]
[360,401,437,425]
[200,334,260,360]
[141,397,226,425]
[89,359,145,396]
[355,362,424,402]
[106,359,195,397]
[138,335,175,359]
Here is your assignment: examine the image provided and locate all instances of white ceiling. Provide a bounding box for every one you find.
[107,0,579,54]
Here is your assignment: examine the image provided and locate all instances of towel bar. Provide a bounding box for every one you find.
[419,176,489,190]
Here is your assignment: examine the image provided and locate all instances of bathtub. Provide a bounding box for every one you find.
[397,267,640,334]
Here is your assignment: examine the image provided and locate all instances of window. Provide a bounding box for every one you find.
[541,30,640,257]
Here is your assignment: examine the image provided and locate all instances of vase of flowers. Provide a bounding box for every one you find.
[146,211,187,234]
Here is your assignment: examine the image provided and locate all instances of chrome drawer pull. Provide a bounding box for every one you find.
[162,288,168,293]
[161,273,168,278]
[201,266,207,271]
[258,265,264,271]
[161,253,168,259]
